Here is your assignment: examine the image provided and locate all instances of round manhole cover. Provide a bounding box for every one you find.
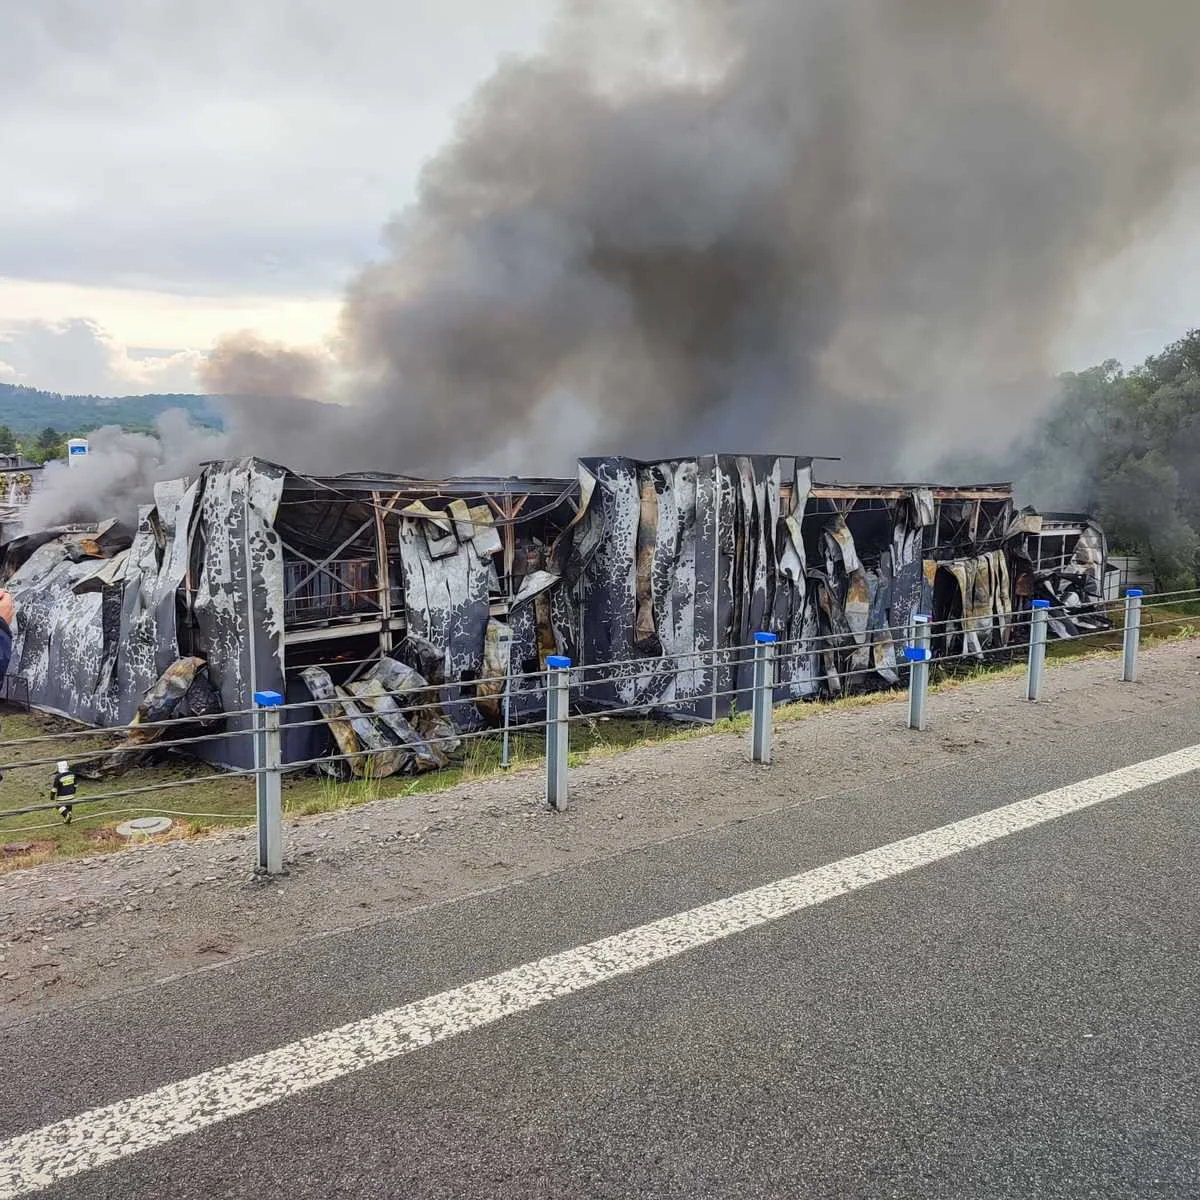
[115,816,174,840]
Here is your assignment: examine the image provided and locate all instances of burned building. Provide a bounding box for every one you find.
[0,455,1108,777]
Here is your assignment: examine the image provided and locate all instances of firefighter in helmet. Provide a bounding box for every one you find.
[51,760,76,823]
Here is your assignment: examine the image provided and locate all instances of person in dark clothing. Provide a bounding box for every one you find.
[52,760,76,823]
[0,587,12,680]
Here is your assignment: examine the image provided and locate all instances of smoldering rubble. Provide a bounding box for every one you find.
[0,454,1113,780]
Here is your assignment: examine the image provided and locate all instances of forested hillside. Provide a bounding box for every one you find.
[0,383,223,463]
[991,330,1200,590]
[0,384,221,437]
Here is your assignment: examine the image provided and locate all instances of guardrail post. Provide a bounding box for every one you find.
[254,690,284,874]
[750,633,778,764]
[1121,588,1143,683]
[545,656,571,811]
[500,670,513,770]
[1026,600,1050,702]
[904,614,932,731]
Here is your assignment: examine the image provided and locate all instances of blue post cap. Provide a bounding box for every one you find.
[1031,599,1051,609]
[903,647,931,663]
[254,690,284,708]
[546,655,571,670]
[1126,588,1144,598]
[754,632,778,644]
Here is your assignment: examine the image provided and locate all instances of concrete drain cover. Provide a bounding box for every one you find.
[115,816,174,840]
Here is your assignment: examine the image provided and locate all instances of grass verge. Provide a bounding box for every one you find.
[2,605,1196,869]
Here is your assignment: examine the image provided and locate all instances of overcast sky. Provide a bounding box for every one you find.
[1,0,1197,397]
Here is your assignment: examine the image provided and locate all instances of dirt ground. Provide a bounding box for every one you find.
[2,639,1198,1024]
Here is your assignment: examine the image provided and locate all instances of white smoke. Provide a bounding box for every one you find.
[22,411,228,530]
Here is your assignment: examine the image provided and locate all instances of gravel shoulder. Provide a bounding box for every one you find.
[2,641,1198,1023]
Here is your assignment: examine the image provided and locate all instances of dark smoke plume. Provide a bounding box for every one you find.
[205,0,1200,478]
[199,331,331,403]
[32,0,1200,527]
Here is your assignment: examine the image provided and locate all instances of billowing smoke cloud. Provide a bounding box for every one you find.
[22,412,227,531]
[199,331,331,403]
[30,0,1200,526]
[199,0,1200,478]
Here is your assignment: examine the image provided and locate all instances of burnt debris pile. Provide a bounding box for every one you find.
[0,454,1113,778]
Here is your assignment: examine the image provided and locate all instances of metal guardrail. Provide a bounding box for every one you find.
[0,586,1194,874]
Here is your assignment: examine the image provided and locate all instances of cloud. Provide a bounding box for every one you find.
[0,0,557,297]
[0,318,203,395]
[0,278,341,351]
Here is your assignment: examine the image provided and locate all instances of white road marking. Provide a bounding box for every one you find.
[2,744,1198,1196]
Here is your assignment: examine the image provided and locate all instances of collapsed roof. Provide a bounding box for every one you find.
[0,455,1109,774]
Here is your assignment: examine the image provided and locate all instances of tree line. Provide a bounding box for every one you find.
[1002,329,1200,591]
[0,383,219,442]
[0,424,70,465]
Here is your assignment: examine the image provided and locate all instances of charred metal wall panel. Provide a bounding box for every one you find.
[724,455,788,711]
[6,458,286,769]
[116,505,167,723]
[890,494,928,637]
[10,532,170,728]
[395,516,492,729]
[572,455,805,720]
[190,460,287,769]
[9,542,116,724]
[772,461,816,700]
[152,478,199,675]
[575,456,722,720]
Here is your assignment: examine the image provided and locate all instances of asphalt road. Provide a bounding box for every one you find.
[2,698,1198,1198]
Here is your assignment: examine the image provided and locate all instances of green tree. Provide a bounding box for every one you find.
[0,425,16,455]
[1007,330,1200,590]
[35,426,63,462]
[1096,453,1198,591]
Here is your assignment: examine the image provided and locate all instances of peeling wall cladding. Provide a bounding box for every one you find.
[9,543,117,725]
[407,520,512,735]
[10,538,162,728]
[575,457,715,719]
[116,505,165,722]
[397,518,491,727]
[774,462,816,700]
[500,580,582,720]
[574,455,796,720]
[190,460,287,770]
[890,497,926,636]
[153,479,200,674]
[719,455,788,712]
[565,461,1026,721]
[6,458,286,770]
